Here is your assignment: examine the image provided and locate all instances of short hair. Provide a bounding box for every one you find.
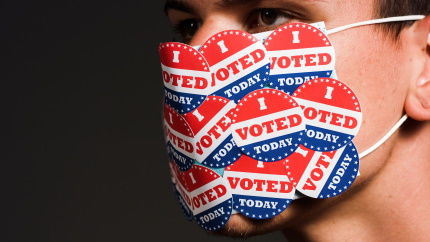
[375,0,430,37]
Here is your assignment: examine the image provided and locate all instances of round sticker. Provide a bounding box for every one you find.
[181,164,233,231]
[231,89,305,162]
[293,78,362,151]
[224,155,295,219]
[200,30,270,103]
[159,42,210,114]
[164,104,195,171]
[285,142,359,198]
[169,160,194,221]
[183,96,242,168]
[265,23,335,94]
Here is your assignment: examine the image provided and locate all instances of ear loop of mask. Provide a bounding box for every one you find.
[359,114,408,159]
[327,15,425,34]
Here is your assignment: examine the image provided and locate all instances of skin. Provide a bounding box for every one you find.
[165,0,430,240]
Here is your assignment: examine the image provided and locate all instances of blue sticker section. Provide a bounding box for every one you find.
[201,135,242,168]
[211,64,270,103]
[318,142,359,198]
[167,141,194,171]
[233,195,291,219]
[194,199,233,231]
[240,131,303,162]
[302,125,352,152]
[173,185,194,221]
[164,87,206,114]
[269,71,332,95]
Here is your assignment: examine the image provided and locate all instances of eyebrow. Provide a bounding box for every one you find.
[215,0,258,8]
[164,0,196,15]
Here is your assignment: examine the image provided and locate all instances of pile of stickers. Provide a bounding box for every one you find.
[159,22,362,231]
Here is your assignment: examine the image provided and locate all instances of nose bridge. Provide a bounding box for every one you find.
[189,14,244,47]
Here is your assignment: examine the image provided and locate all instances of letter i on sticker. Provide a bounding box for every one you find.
[258,97,267,110]
[292,31,300,43]
[217,40,229,53]
[172,51,180,63]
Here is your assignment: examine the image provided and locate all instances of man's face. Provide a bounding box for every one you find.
[165,0,415,237]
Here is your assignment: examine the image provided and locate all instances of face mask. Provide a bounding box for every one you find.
[160,15,424,231]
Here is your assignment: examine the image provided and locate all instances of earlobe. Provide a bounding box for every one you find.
[405,17,430,121]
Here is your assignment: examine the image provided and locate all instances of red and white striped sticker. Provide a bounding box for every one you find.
[231,89,305,161]
[265,23,335,95]
[159,42,210,113]
[293,78,362,151]
[183,95,242,168]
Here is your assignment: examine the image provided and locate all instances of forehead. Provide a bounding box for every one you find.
[164,0,375,10]
[164,0,376,22]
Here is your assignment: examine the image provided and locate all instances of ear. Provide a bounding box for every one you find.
[404,16,430,121]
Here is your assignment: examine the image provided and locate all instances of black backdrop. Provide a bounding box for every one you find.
[2,1,284,241]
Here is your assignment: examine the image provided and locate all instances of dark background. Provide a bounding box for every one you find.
[1,1,284,241]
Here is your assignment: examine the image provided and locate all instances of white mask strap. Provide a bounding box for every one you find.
[358,114,408,159]
[327,15,425,35]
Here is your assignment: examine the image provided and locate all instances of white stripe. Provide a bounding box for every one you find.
[294,97,362,135]
[231,108,305,146]
[223,170,295,199]
[193,101,236,162]
[296,145,345,197]
[189,178,232,215]
[209,43,269,93]
[269,47,335,75]
[161,63,211,96]
[164,120,195,158]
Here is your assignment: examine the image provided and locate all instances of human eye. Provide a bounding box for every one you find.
[247,8,299,33]
[171,18,202,44]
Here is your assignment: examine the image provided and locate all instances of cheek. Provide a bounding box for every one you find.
[334,29,407,109]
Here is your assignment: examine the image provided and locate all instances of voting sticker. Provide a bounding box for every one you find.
[181,164,233,231]
[164,104,195,171]
[169,160,194,221]
[231,89,305,162]
[264,23,335,94]
[285,142,359,198]
[293,78,362,151]
[224,155,295,219]
[199,30,270,103]
[183,96,242,168]
[159,42,210,114]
